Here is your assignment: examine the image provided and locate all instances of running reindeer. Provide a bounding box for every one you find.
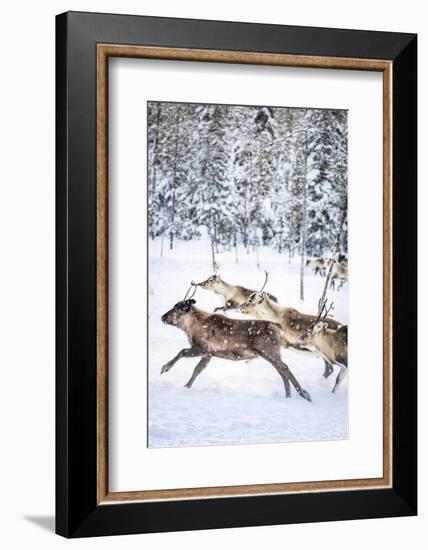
[326,259,348,291]
[238,272,342,379]
[196,270,278,314]
[306,258,326,277]
[297,301,348,393]
[160,283,311,401]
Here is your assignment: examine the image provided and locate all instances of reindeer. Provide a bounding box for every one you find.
[338,254,348,267]
[324,258,348,290]
[298,302,348,393]
[196,270,278,314]
[238,277,342,379]
[329,262,348,291]
[306,258,326,277]
[160,284,311,401]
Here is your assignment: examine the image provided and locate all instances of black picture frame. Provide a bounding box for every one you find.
[56,11,417,538]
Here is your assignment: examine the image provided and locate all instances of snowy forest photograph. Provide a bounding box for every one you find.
[147,100,348,448]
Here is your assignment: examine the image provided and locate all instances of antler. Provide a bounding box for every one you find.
[322,301,335,320]
[183,281,197,301]
[313,300,335,328]
[259,270,269,293]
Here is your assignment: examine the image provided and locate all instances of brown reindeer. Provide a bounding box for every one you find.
[160,284,311,401]
[238,286,341,379]
[298,303,348,393]
[196,271,277,314]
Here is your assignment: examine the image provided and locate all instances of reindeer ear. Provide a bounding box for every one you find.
[313,322,324,333]
[179,300,193,312]
[184,299,196,310]
[315,322,328,332]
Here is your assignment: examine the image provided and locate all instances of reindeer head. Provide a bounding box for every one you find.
[238,291,267,315]
[161,299,196,326]
[298,301,334,346]
[238,271,270,316]
[196,274,223,292]
[161,283,197,326]
[313,322,329,334]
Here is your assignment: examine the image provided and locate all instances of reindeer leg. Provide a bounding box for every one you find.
[184,356,211,389]
[323,360,334,379]
[214,301,234,314]
[161,347,202,374]
[257,355,291,397]
[252,348,289,396]
[332,367,347,393]
[276,369,291,398]
[256,349,311,402]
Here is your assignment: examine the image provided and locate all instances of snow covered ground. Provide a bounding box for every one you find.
[148,236,348,448]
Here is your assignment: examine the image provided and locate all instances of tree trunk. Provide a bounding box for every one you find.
[299,133,308,302]
[210,237,216,271]
[150,103,161,194]
[318,203,348,313]
[169,212,174,250]
[243,181,249,250]
[169,106,182,250]
[278,227,283,254]
[149,103,161,241]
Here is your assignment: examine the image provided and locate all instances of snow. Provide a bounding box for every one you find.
[148,236,348,448]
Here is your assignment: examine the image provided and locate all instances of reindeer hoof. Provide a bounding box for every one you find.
[184,383,191,389]
[299,389,312,402]
[160,364,171,374]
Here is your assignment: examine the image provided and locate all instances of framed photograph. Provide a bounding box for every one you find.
[56,11,417,538]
